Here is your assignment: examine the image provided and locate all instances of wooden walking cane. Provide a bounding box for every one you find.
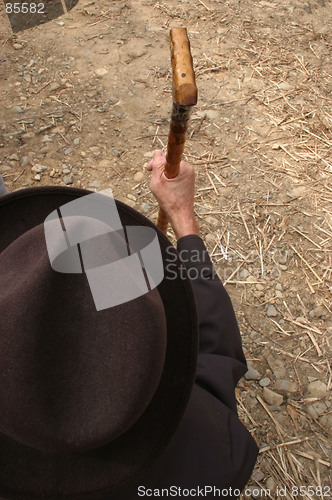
[156,28,197,234]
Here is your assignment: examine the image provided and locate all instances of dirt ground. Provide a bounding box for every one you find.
[0,0,331,497]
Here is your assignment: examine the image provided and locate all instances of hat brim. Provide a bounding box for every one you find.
[0,187,198,500]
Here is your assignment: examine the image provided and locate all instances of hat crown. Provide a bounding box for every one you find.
[0,222,167,452]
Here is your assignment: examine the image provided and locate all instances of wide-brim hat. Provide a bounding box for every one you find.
[0,186,198,500]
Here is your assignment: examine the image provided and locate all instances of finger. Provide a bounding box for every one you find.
[146,150,165,172]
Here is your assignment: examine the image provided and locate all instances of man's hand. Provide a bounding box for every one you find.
[146,150,200,240]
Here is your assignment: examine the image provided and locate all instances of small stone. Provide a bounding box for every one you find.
[88,180,101,189]
[307,402,327,420]
[307,380,327,398]
[23,74,32,83]
[127,193,137,202]
[265,477,275,490]
[205,233,216,246]
[319,414,332,429]
[64,148,72,155]
[95,67,109,77]
[13,106,24,113]
[133,171,144,182]
[62,168,71,174]
[63,175,74,185]
[266,304,278,317]
[21,156,29,167]
[279,264,288,271]
[205,216,219,227]
[309,305,328,319]
[245,365,262,381]
[34,175,41,181]
[276,283,282,291]
[31,165,47,174]
[256,283,264,291]
[125,199,136,208]
[276,290,283,298]
[266,355,286,379]
[279,82,294,91]
[272,144,280,150]
[140,202,151,214]
[74,138,81,146]
[49,169,56,178]
[13,43,24,50]
[205,109,221,121]
[9,154,19,161]
[252,470,265,482]
[42,135,52,143]
[262,387,283,406]
[0,165,11,173]
[246,275,257,283]
[143,152,153,159]
[259,378,271,387]
[240,269,250,280]
[275,379,297,393]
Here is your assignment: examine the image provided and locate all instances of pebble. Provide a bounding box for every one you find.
[319,414,332,429]
[205,233,216,246]
[279,264,288,271]
[205,216,219,227]
[205,109,221,121]
[13,43,24,50]
[307,380,327,397]
[144,151,153,159]
[266,354,286,378]
[309,305,327,319]
[265,477,275,490]
[262,387,283,406]
[110,148,121,157]
[74,138,81,146]
[252,470,265,482]
[259,378,271,387]
[275,379,297,393]
[256,283,264,291]
[245,365,262,381]
[88,180,101,189]
[24,74,32,83]
[13,106,23,113]
[307,401,327,419]
[31,165,47,174]
[42,135,52,143]
[9,154,19,161]
[63,175,74,185]
[95,67,109,76]
[140,202,151,214]
[64,148,72,155]
[49,169,56,178]
[266,304,278,317]
[240,269,250,280]
[276,283,282,291]
[127,194,137,202]
[0,165,11,173]
[62,168,71,174]
[246,275,257,283]
[21,156,29,167]
[133,171,144,182]
[34,175,41,181]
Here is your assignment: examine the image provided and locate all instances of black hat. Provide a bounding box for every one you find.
[0,186,198,500]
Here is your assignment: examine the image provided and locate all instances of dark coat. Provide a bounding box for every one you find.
[122,235,258,498]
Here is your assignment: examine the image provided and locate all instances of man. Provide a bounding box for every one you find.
[0,151,258,499]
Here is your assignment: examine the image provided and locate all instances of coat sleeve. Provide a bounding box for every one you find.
[177,235,248,414]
